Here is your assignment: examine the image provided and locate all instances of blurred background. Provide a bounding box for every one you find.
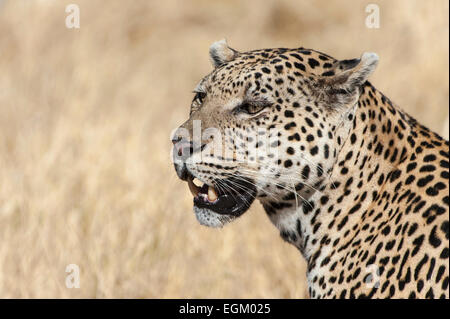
[0,0,448,298]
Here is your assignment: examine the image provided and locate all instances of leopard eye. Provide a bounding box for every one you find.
[236,102,266,115]
[193,92,207,105]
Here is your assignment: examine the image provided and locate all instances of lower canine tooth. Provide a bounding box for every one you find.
[208,186,218,201]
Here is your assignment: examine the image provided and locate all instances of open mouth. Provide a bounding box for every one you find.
[186,174,257,217]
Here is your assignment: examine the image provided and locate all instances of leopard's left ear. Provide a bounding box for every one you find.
[320,52,378,107]
[209,39,238,68]
[326,52,379,91]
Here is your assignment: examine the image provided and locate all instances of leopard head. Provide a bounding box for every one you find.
[171,40,378,227]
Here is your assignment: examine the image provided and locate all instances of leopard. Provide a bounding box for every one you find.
[171,40,449,299]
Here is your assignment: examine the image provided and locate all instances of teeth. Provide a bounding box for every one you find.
[187,176,200,197]
[208,186,218,201]
[187,176,218,202]
[193,178,202,187]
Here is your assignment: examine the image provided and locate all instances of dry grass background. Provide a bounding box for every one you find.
[0,0,448,298]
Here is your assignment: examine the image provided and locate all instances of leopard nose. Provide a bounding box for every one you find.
[174,140,194,160]
[171,135,181,145]
[172,139,194,181]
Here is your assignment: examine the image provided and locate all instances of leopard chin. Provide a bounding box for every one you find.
[193,206,235,228]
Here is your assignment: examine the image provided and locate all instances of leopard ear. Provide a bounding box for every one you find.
[209,39,238,68]
[320,52,378,106]
[329,52,379,90]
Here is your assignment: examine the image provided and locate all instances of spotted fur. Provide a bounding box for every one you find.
[173,41,449,299]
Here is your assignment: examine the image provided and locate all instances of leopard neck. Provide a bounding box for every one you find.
[268,82,417,268]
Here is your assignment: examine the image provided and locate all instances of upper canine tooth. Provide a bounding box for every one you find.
[193,178,203,187]
[208,186,218,201]
[187,177,200,197]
